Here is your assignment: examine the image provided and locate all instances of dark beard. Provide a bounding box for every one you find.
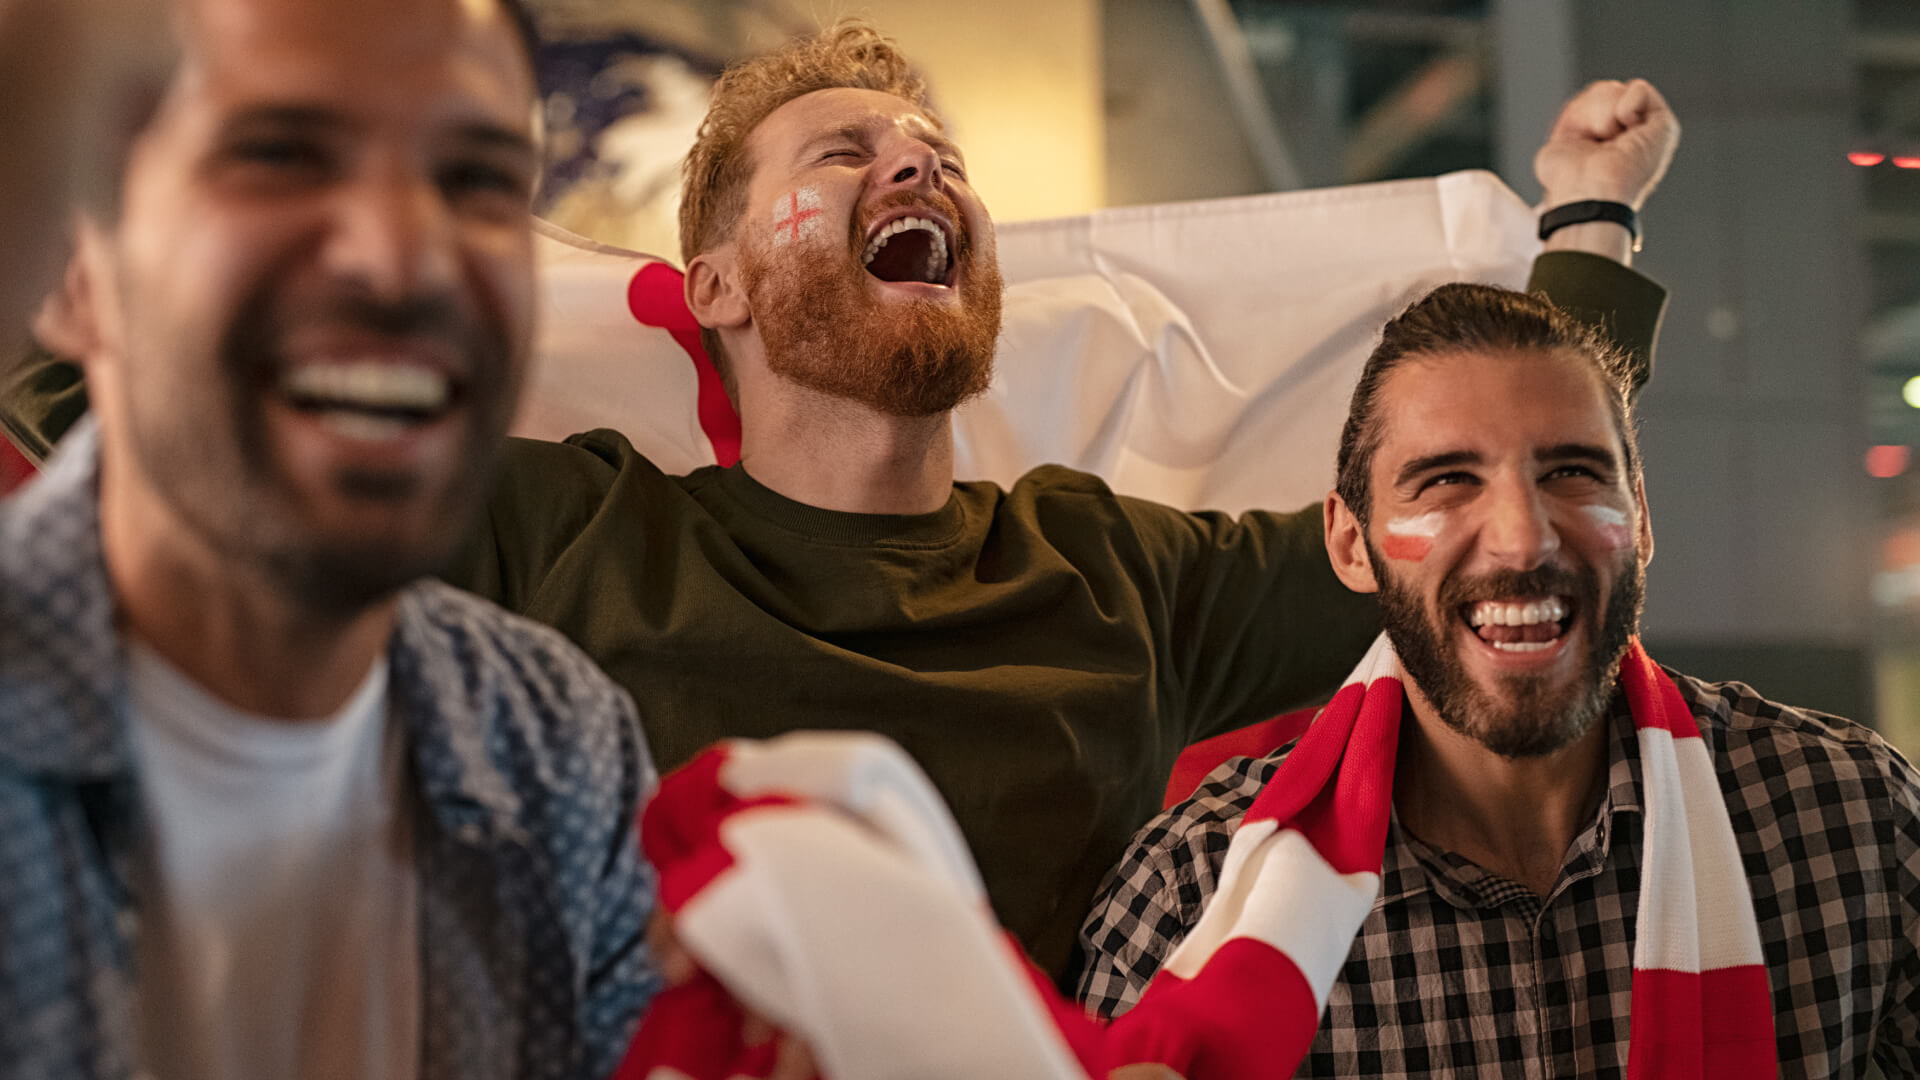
[740,191,1003,417]
[130,283,513,617]
[1373,550,1643,758]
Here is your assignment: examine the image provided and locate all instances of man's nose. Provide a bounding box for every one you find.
[323,167,459,302]
[874,137,942,194]
[1480,477,1561,569]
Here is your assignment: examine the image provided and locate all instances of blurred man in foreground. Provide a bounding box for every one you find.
[1080,285,1920,1077]
[0,0,658,1076]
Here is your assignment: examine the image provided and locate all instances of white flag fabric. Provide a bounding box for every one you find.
[516,169,1541,513]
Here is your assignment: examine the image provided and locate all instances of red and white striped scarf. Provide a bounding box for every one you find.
[616,634,1776,1080]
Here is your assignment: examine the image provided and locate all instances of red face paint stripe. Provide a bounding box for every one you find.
[1379,534,1432,562]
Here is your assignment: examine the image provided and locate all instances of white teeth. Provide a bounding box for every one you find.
[1491,640,1555,652]
[281,362,449,412]
[317,411,411,442]
[1466,596,1568,628]
[862,216,951,283]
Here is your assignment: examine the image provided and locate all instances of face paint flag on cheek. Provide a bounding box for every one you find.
[772,188,825,248]
[1583,504,1635,551]
[1380,511,1446,563]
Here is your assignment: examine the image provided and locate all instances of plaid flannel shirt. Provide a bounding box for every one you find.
[1079,670,1920,1078]
[0,422,662,1080]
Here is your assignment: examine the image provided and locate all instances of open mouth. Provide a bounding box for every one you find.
[861,214,953,286]
[278,361,462,442]
[1462,596,1573,653]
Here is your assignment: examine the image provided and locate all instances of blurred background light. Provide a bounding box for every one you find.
[1868,445,1912,478]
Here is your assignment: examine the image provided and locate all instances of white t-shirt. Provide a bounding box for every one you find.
[127,642,420,1080]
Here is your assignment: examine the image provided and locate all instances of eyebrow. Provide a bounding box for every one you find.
[452,120,538,161]
[1392,441,1623,489]
[216,105,536,160]
[1538,442,1622,468]
[1394,450,1480,489]
[218,104,347,135]
[795,123,870,162]
[794,122,965,166]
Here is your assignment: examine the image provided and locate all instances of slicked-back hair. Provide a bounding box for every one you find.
[678,20,935,381]
[1333,283,1642,528]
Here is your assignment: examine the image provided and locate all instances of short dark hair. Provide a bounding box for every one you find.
[84,0,541,222]
[498,0,541,76]
[1333,282,1641,527]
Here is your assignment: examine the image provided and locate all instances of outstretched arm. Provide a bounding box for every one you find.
[1526,79,1680,390]
[1534,78,1681,267]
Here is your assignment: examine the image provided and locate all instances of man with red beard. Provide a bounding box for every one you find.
[5,20,1680,987]
[1080,284,1920,1077]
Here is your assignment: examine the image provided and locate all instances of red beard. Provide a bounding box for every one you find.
[740,189,1004,418]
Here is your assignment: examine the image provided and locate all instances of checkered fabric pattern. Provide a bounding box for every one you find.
[1079,671,1920,1078]
[0,421,662,1080]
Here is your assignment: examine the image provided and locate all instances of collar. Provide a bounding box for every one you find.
[715,462,968,547]
[384,583,535,848]
[0,419,131,779]
[0,421,530,848]
[1377,687,1647,913]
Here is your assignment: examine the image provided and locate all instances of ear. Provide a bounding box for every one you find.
[684,246,750,333]
[1324,490,1381,594]
[1632,473,1654,567]
[32,223,106,362]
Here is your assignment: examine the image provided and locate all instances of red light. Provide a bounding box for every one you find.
[1868,445,1911,479]
[1850,151,1886,166]
[1895,157,1920,170]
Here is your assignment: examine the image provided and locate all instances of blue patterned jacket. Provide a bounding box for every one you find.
[0,422,660,1079]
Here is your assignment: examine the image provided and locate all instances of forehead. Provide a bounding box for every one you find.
[171,0,531,124]
[747,86,950,164]
[1372,348,1623,466]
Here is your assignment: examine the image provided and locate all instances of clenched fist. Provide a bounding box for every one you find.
[1534,78,1680,212]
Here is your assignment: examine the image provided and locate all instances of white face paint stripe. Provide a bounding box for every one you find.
[1582,505,1631,528]
[771,187,824,247]
[1384,511,1447,538]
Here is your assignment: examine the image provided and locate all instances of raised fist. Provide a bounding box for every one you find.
[1533,78,1680,212]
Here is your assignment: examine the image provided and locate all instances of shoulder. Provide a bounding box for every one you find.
[394,581,650,792]
[491,431,628,492]
[1678,670,1917,794]
[1676,670,1920,853]
[1105,750,1284,904]
[998,463,1214,541]
[998,463,1119,505]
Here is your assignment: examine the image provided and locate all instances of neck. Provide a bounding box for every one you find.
[1392,683,1611,898]
[736,379,955,514]
[99,463,395,721]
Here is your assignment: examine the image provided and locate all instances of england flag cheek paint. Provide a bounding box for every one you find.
[1380,511,1446,562]
[1582,504,1635,550]
[771,187,825,247]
